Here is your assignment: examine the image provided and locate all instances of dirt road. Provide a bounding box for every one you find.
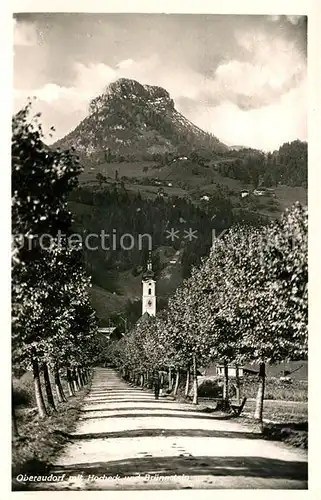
[30,368,307,490]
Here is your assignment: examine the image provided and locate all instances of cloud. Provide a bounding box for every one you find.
[269,15,305,25]
[13,18,39,47]
[116,59,135,69]
[234,30,305,88]
[187,78,307,151]
[174,29,306,129]
[14,55,162,140]
[286,16,304,25]
[14,27,306,151]
[14,61,119,141]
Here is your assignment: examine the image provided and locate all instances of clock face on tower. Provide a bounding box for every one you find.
[147,299,152,307]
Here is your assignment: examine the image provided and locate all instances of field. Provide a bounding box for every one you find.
[79,161,155,183]
[77,159,307,218]
[241,399,308,423]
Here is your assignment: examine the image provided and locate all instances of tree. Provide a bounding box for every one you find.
[12,104,98,419]
[210,205,307,426]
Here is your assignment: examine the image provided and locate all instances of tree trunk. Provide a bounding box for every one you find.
[235,365,241,404]
[192,355,198,405]
[81,369,86,384]
[43,363,57,412]
[223,362,229,411]
[173,369,180,397]
[66,368,75,397]
[72,368,80,392]
[184,367,190,398]
[77,367,83,387]
[254,363,266,429]
[168,367,173,392]
[76,367,83,388]
[32,358,47,418]
[54,365,67,403]
[140,373,144,388]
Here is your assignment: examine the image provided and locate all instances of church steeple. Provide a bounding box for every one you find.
[142,251,156,316]
[142,251,155,280]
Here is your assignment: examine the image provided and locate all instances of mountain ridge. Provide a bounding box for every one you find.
[54,78,228,158]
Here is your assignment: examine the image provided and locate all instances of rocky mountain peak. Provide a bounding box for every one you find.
[54,78,227,158]
[89,78,174,115]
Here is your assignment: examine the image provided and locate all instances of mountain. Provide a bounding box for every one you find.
[54,78,228,159]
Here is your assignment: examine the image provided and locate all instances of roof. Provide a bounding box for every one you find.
[98,327,117,334]
[136,312,153,326]
[98,327,124,340]
[142,269,155,280]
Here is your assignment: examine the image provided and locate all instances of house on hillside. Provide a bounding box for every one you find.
[240,190,249,198]
[216,364,244,378]
[98,327,123,341]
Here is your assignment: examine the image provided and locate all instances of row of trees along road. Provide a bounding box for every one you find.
[108,202,307,427]
[12,105,99,433]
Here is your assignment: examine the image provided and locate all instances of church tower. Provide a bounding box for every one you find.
[142,252,156,316]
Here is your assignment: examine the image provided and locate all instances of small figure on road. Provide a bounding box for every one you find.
[154,372,160,400]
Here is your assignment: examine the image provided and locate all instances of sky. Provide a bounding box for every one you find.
[13,13,307,151]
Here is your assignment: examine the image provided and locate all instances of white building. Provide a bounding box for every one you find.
[216,365,244,377]
[253,189,265,196]
[142,253,156,316]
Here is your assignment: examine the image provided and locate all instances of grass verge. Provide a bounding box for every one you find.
[262,421,308,449]
[12,381,91,491]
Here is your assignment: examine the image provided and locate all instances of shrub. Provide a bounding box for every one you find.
[12,371,35,408]
[12,386,32,408]
[196,376,237,398]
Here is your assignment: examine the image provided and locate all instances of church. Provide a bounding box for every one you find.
[141,252,156,316]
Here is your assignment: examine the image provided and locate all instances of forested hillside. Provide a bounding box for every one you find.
[218,140,307,188]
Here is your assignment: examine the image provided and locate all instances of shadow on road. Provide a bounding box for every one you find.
[79,412,238,422]
[56,428,263,440]
[80,407,219,414]
[51,455,307,483]
[82,399,218,405]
